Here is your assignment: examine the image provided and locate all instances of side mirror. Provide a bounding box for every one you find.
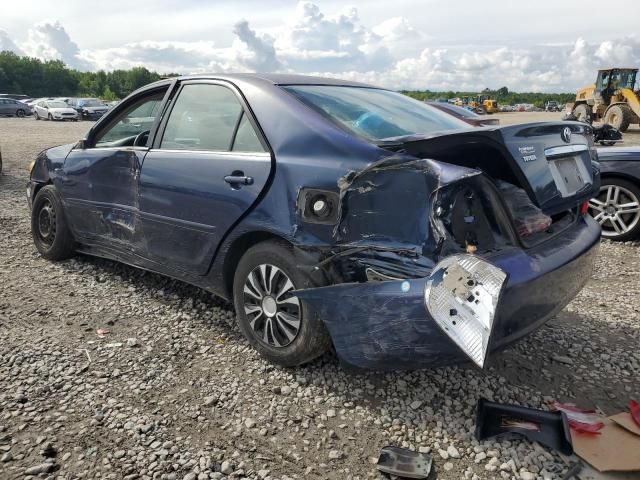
[77,139,88,149]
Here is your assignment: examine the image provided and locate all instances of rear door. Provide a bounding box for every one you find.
[139,80,272,276]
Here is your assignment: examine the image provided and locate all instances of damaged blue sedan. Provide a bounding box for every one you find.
[27,74,601,369]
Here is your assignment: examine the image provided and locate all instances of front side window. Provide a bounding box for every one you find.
[94,94,164,147]
[283,85,467,142]
[161,83,249,151]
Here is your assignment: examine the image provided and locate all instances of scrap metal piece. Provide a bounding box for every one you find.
[475,398,574,455]
[376,446,433,479]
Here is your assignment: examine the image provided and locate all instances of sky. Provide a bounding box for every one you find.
[1,0,639,92]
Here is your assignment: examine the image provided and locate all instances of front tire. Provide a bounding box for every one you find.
[573,103,592,123]
[588,178,640,241]
[31,185,76,260]
[48,113,53,121]
[604,105,632,132]
[233,240,331,366]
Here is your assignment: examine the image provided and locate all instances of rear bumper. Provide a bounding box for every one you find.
[296,215,600,370]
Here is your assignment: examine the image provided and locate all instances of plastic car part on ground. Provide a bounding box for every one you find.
[474,398,573,455]
[376,446,433,479]
[549,401,605,434]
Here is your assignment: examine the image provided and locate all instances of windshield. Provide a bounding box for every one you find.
[46,101,68,108]
[80,99,104,107]
[283,85,467,141]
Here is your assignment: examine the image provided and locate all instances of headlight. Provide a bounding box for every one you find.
[424,255,507,368]
[27,160,35,173]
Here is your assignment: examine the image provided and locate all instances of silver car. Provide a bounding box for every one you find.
[0,98,29,117]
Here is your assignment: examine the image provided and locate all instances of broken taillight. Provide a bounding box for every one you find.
[580,200,589,216]
[424,255,507,368]
[497,181,552,237]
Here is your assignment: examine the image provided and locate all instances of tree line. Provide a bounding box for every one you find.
[0,51,170,100]
[2,51,577,106]
[402,87,575,108]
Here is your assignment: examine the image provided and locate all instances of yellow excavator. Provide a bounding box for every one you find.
[454,94,498,114]
[572,67,640,132]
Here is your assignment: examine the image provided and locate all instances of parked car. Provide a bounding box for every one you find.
[67,98,109,120]
[27,74,600,370]
[33,100,79,121]
[428,102,500,127]
[0,146,2,174]
[545,101,562,112]
[589,147,640,241]
[0,93,31,101]
[0,98,30,117]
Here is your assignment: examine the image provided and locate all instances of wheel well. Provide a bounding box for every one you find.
[600,173,640,188]
[222,231,292,298]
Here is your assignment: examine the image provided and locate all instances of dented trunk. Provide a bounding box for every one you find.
[294,123,601,369]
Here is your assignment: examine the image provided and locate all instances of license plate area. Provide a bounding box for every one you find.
[548,155,591,197]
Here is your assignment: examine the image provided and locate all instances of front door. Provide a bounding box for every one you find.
[139,81,272,276]
[60,88,167,253]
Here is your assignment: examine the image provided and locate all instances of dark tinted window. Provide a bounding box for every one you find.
[161,84,243,151]
[284,85,467,141]
[232,113,266,152]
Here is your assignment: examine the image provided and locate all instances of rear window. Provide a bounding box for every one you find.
[283,85,467,141]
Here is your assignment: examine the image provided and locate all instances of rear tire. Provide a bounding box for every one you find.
[604,105,632,132]
[233,240,331,366]
[31,185,76,260]
[573,103,592,123]
[16,109,25,118]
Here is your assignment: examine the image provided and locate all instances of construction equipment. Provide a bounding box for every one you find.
[476,94,499,114]
[453,94,498,114]
[572,68,640,132]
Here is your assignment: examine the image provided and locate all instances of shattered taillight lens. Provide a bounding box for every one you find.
[424,255,507,368]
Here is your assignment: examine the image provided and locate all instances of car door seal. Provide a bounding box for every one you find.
[474,398,573,455]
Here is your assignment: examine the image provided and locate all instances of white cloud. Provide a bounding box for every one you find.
[20,20,91,70]
[1,3,639,92]
[0,28,23,55]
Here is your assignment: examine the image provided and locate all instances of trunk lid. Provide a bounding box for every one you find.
[390,121,599,215]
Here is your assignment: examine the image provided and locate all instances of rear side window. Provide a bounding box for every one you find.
[232,113,266,152]
[161,84,243,151]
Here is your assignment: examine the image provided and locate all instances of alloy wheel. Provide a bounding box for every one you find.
[589,184,640,237]
[36,199,57,247]
[242,264,301,348]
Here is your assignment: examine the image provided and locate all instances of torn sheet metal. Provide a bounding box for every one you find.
[333,156,481,250]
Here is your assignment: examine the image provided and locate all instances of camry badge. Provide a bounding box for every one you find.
[561,127,572,143]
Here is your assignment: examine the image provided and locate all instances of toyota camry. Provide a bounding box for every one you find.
[27,74,601,369]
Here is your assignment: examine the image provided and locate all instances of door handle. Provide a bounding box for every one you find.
[224,174,254,186]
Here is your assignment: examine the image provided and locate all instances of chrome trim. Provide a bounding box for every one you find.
[544,144,589,158]
[153,149,270,157]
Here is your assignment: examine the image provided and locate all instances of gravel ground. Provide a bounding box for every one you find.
[1,117,639,480]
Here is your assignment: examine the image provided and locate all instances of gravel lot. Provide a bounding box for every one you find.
[1,117,639,480]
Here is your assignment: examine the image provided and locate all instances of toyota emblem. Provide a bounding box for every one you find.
[561,127,572,143]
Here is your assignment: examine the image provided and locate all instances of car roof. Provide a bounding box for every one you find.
[157,73,379,89]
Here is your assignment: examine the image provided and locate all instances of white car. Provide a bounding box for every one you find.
[33,100,79,121]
